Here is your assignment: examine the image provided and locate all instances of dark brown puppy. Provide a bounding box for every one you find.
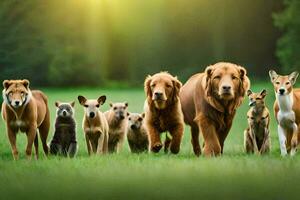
[180,62,250,157]
[2,79,50,160]
[144,72,184,154]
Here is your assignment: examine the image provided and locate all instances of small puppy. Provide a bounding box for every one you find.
[127,113,149,153]
[50,101,77,158]
[78,95,109,155]
[105,102,128,153]
[244,89,270,154]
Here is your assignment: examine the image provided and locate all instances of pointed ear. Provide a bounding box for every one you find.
[260,89,267,98]
[55,101,60,107]
[124,102,128,107]
[144,75,152,99]
[269,70,278,82]
[288,71,299,85]
[246,90,252,96]
[97,95,106,105]
[172,77,182,99]
[22,79,30,89]
[70,101,75,107]
[141,113,145,118]
[78,95,87,105]
[3,80,11,89]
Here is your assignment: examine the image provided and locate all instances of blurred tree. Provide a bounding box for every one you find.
[274,0,300,73]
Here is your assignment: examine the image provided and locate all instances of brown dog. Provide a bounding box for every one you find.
[144,72,184,154]
[180,62,250,156]
[244,89,270,154]
[1,79,50,160]
[78,95,109,155]
[105,102,128,153]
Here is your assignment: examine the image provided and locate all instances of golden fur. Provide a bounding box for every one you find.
[244,89,270,154]
[144,72,184,154]
[2,79,50,160]
[78,95,109,155]
[180,62,250,156]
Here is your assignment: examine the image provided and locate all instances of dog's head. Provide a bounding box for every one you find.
[247,89,267,107]
[109,102,128,120]
[269,70,299,96]
[78,95,106,119]
[2,79,32,109]
[55,101,75,118]
[144,72,182,110]
[127,112,145,130]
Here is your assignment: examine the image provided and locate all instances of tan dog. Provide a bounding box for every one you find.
[180,62,250,156]
[78,95,108,155]
[269,70,300,156]
[144,72,184,154]
[244,89,270,154]
[1,79,50,160]
[105,102,128,153]
[127,113,149,153]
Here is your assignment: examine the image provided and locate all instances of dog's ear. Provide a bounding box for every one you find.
[246,89,252,96]
[22,79,30,89]
[55,101,60,107]
[260,89,267,98]
[70,101,75,107]
[237,66,250,97]
[205,66,214,97]
[288,71,299,85]
[3,80,11,89]
[78,95,87,105]
[144,75,152,100]
[269,70,278,83]
[97,95,106,105]
[172,76,182,99]
[124,102,128,107]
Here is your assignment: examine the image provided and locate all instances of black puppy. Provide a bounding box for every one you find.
[50,101,77,158]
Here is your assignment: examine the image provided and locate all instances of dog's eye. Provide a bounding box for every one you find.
[276,81,280,85]
[151,84,156,88]
[166,84,172,88]
[138,117,143,121]
[128,117,131,120]
[232,76,237,80]
[256,98,261,100]
[96,104,100,108]
[286,82,290,85]
[113,107,117,110]
[20,92,24,96]
[84,105,88,108]
[214,76,221,80]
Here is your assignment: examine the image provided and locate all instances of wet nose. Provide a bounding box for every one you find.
[89,112,95,118]
[222,85,231,91]
[63,110,67,116]
[154,92,163,98]
[279,88,285,94]
[15,101,20,106]
[131,125,137,130]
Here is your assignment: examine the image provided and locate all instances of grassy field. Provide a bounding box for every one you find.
[1,82,300,200]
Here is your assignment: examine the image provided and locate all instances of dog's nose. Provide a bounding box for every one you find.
[89,112,95,118]
[222,85,231,91]
[63,111,67,116]
[131,125,137,130]
[279,88,285,95]
[15,101,20,106]
[154,92,163,98]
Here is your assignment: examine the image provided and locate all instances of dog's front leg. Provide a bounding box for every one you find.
[290,123,298,156]
[250,128,259,154]
[85,134,92,156]
[169,124,184,154]
[7,126,18,160]
[26,124,38,160]
[97,132,104,155]
[147,125,162,153]
[259,128,270,154]
[278,125,287,156]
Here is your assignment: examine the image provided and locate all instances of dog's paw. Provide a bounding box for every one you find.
[151,143,163,153]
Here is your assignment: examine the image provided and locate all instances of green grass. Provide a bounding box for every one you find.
[1,83,300,200]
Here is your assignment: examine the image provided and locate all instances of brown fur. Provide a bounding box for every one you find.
[144,72,184,154]
[78,95,109,155]
[180,62,250,156]
[105,102,128,153]
[1,79,50,160]
[127,113,149,153]
[244,89,271,154]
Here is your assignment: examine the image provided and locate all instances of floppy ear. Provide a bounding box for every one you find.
[144,75,152,99]
[246,89,252,96]
[288,71,299,85]
[269,70,278,83]
[205,66,214,97]
[97,95,106,105]
[70,101,75,107]
[260,89,267,98]
[22,79,30,89]
[124,102,128,107]
[238,66,249,97]
[78,95,87,105]
[172,77,182,100]
[3,80,11,89]
[55,101,60,107]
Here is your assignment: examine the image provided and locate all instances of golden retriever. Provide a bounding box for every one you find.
[144,72,184,154]
[180,62,250,156]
